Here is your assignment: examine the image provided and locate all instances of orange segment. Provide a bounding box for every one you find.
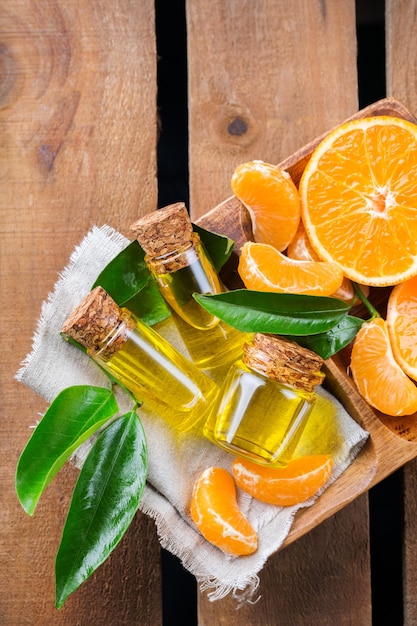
[232,455,333,506]
[238,241,344,296]
[231,160,301,251]
[350,317,417,416]
[286,223,361,303]
[190,467,258,556]
[387,275,417,381]
[299,116,417,286]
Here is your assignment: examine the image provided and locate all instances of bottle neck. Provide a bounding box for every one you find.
[145,232,201,275]
[243,338,324,393]
[89,310,135,361]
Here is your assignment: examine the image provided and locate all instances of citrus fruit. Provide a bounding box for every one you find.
[232,455,334,506]
[350,317,417,416]
[387,275,417,382]
[287,223,357,302]
[299,115,417,287]
[231,160,301,251]
[238,240,344,296]
[190,467,258,556]
[286,223,369,304]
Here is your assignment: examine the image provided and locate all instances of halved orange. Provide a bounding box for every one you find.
[190,467,257,556]
[299,116,417,286]
[387,275,417,382]
[232,455,333,506]
[350,317,417,416]
[238,240,344,296]
[231,160,301,251]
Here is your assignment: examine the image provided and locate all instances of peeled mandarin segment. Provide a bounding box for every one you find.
[232,455,334,506]
[387,275,417,382]
[231,160,301,252]
[190,467,258,556]
[286,222,360,303]
[299,116,417,287]
[286,222,319,262]
[350,317,417,417]
[238,241,344,296]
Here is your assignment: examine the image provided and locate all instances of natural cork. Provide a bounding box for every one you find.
[62,286,135,359]
[243,333,324,392]
[130,202,194,257]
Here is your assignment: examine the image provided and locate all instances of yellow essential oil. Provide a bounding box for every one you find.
[150,234,222,330]
[62,287,218,434]
[130,202,247,370]
[204,333,325,466]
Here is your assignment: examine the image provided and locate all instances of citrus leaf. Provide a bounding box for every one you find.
[16,386,118,516]
[123,283,170,326]
[193,290,350,335]
[55,411,147,609]
[193,224,234,271]
[287,315,365,359]
[92,240,170,325]
[92,240,149,303]
[91,227,232,324]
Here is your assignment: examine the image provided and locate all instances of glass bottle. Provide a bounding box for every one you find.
[61,286,218,434]
[130,202,248,370]
[203,333,325,466]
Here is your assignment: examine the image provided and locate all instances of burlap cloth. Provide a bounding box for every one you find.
[16,225,369,603]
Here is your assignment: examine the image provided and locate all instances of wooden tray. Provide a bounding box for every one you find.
[196,97,417,549]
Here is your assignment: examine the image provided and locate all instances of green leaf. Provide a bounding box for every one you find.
[16,386,118,516]
[92,240,149,303]
[287,315,365,359]
[193,290,350,335]
[92,240,170,326]
[55,411,147,609]
[193,224,234,272]
[91,226,233,324]
[124,285,170,327]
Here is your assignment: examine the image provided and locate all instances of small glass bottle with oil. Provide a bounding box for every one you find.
[61,286,218,434]
[203,333,325,466]
[130,202,247,371]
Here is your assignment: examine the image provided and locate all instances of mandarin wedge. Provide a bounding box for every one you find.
[350,317,417,416]
[232,455,333,506]
[238,241,344,296]
[387,275,417,382]
[231,160,301,251]
[286,223,360,303]
[190,467,258,556]
[300,116,417,287]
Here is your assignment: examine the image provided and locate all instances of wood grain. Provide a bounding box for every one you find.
[0,1,162,624]
[186,0,359,219]
[187,0,374,623]
[386,3,417,624]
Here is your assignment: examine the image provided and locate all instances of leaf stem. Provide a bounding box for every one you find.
[352,282,380,320]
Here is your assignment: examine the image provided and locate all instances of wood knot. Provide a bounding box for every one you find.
[212,104,258,147]
[228,117,248,136]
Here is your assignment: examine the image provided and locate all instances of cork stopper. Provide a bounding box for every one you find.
[130,202,194,257]
[61,286,135,359]
[243,333,324,392]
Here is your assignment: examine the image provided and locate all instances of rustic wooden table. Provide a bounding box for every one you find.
[1,1,416,624]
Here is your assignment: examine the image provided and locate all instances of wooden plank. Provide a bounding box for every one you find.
[386,2,417,624]
[186,0,373,622]
[187,0,360,218]
[197,497,371,625]
[0,1,162,624]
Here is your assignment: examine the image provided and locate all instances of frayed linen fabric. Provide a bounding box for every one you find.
[16,225,369,603]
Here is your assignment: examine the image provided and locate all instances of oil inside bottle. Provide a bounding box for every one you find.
[96,322,218,434]
[204,360,316,466]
